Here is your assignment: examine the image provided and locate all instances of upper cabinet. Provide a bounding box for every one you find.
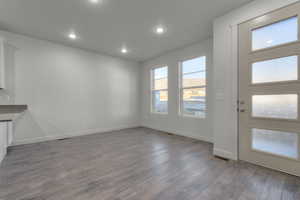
[0,39,5,89]
[0,38,16,104]
[0,38,16,89]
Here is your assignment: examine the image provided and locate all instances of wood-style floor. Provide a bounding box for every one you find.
[0,127,299,200]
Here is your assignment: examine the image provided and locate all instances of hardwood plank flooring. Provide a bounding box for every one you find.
[0,127,299,200]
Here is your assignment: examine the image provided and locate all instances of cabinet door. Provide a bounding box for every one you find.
[0,39,16,90]
[0,40,5,89]
[7,121,13,146]
[0,122,8,162]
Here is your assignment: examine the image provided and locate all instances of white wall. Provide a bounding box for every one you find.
[213,0,299,160]
[0,30,141,145]
[140,39,213,142]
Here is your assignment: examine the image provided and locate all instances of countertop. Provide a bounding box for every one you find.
[0,105,28,114]
[0,105,28,121]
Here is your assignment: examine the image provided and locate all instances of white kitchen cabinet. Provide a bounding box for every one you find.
[0,122,8,164]
[0,38,20,165]
[0,39,5,89]
[7,121,13,146]
[0,38,16,93]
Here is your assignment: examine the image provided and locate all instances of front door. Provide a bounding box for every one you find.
[239,2,300,176]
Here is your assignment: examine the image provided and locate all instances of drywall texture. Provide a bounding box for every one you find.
[0,30,140,145]
[140,39,213,142]
[213,0,299,160]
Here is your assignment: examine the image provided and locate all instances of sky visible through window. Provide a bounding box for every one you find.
[252,56,298,84]
[252,16,298,50]
[154,67,167,79]
[182,56,206,74]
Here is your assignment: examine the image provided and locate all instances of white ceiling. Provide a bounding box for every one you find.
[0,0,252,61]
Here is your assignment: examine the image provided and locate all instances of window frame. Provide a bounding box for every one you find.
[150,66,168,114]
[179,56,207,118]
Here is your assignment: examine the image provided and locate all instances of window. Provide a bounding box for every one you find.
[252,128,298,159]
[252,16,298,51]
[252,94,298,119]
[180,56,206,117]
[151,66,168,113]
[252,56,298,84]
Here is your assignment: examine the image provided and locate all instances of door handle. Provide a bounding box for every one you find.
[239,109,246,113]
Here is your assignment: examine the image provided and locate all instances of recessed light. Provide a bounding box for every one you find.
[267,40,273,44]
[155,26,165,34]
[89,0,99,4]
[68,32,77,40]
[121,47,128,54]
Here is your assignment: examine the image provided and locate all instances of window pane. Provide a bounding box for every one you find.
[252,16,298,51]
[154,66,168,79]
[252,94,298,119]
[182,57,206,74]
[252,56,298,84]
[182,88,205,117]
[154,78,167,90]
[152,90,168,113]
[252,128,298,159]
[183,72,205,87]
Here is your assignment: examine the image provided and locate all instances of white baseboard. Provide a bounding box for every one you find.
[213,148,237,160]
[141,124,213,143]
[12,124,214,149]
[12,124,140,146]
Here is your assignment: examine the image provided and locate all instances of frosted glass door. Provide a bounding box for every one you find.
[239,2,300,177]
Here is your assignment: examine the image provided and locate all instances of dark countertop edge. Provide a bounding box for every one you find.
[0,120,12,122]
[0,105,28,114]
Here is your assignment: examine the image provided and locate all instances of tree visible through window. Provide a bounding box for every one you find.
[180,57,206,117]
[151,66,168,113]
